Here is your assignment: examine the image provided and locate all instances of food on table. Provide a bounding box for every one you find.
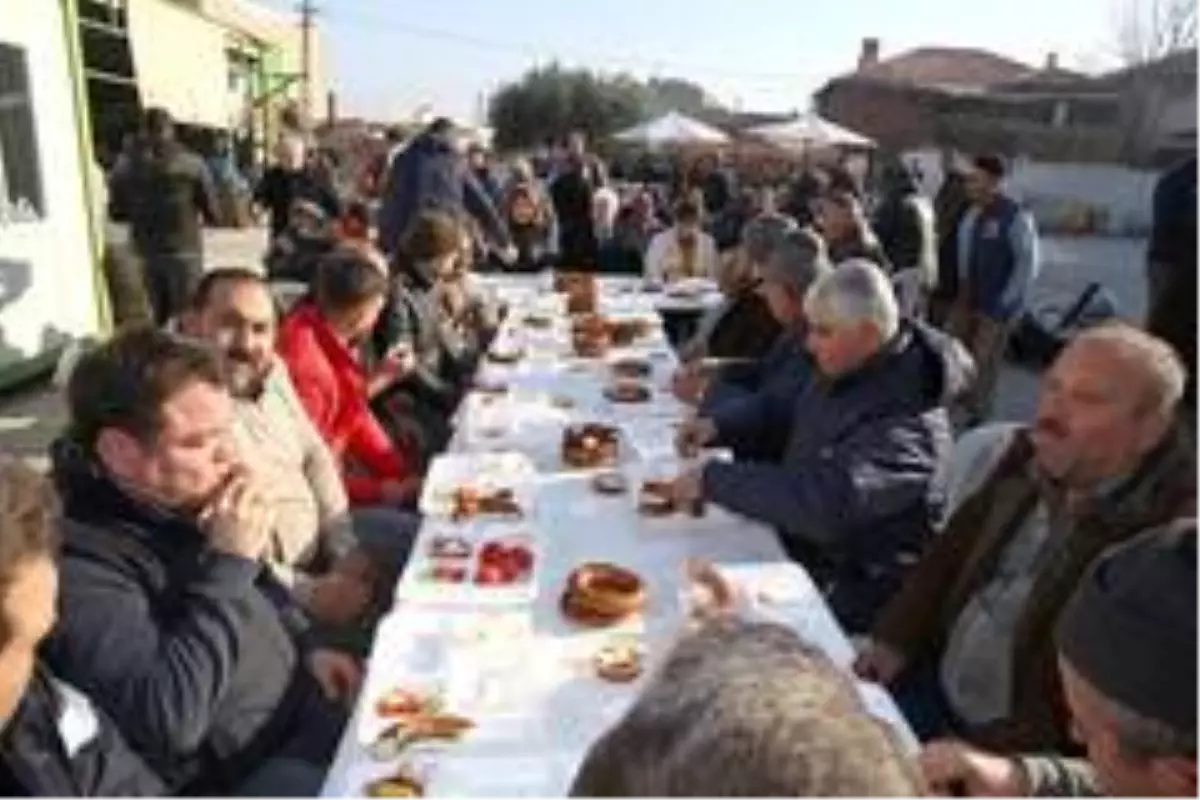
[474,538,535,586]
[571,314,612,358]
[562,423,620,469]
[561,562,646,627]
[638,479,706,518]
[369,712,474,760]
[473,378,508,395]
[449,486,523,522]
[610,356,652,379]
[607,318,652,347]
[593,638,645,683]
[366,768,424,798]
[522,313,553,329]
[555,271,598,314]
[486,345,525,365]
[604,379,652,403]
[375,687,429,719]
[423,562,468,584]
[591,470,629,496]
[428,535,472,560]
[551,394,576,409]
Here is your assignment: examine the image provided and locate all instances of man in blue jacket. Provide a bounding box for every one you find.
[0,460,166,796]
[42,328,357,795]
[949,154,1040,426]
[673,259,974,632]
[377,118,515,263]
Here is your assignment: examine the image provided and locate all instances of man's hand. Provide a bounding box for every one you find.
[305,572,373,626]
[675,417,717,458]
[308,649,362,706]
[683,559,741,622]
[919,740,1029,797]
[671,364,708,406]
[199,468,274,560]
[497,243,519,267]
[380,476,421,506]
[669,466,705,508]
[852,637,907,685]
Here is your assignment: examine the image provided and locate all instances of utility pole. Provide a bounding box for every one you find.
[298,0,317,123]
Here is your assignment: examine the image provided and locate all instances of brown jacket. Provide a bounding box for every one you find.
[872,425,1196,751]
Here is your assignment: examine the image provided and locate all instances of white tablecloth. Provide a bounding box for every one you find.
[321,277,912,797]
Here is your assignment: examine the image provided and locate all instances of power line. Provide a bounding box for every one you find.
[326,8,818,86]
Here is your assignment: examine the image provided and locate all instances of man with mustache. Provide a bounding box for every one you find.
[854,323,1196,753]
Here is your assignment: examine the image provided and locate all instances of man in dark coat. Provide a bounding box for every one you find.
[253,135,341,241]
[0,461,166,797]
[377,118,513,262]
[43,328,355,795]
[108,107,219,325]
[673,259,974,633]
[549,130,608,269]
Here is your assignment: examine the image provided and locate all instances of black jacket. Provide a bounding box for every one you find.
[705,290,784,361]
[42,439,345,794]
[0,665,165,796]
[254,165,342,239]
[110,139,219,255]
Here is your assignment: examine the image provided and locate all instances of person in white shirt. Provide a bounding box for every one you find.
[644,197,719,285]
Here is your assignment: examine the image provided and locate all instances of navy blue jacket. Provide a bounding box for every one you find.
[42,439,346,794]
[702,320,974,632]
[956,195,1039,321]
[0,666,165,796]
[377,131,510,255]
[701,331,807,412]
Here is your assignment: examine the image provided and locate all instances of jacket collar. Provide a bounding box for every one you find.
[290,302,366,378]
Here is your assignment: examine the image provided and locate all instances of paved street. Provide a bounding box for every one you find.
[0,233,1149,472]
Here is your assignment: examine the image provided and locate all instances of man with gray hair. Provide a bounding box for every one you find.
[856,323,1196,752]
[674,259,974,631]
[569,618,923,797]
[919,519,1196,797]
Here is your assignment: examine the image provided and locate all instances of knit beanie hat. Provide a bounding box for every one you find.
[1055,519,1197,734]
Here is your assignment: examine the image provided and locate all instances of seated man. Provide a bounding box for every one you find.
[44,328,357,795]
[675,212,793,365]
[854,324,1195,753]
[672,227,829,422]
[643,197,720,285]
[278,243,422,507]
[0,460,165,796]
[919,519,1196,797]
[570,617,920,796]
[186,268,419,637]
[672,259,972,632]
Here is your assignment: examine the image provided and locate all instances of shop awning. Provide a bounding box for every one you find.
[127,1,230,129]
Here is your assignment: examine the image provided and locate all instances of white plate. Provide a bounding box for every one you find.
[419,452,537,518]
[397,522,541,608]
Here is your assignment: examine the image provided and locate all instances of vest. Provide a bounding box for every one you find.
[966,196,1021,319]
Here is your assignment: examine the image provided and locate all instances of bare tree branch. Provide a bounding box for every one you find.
[1115,0,1197,66]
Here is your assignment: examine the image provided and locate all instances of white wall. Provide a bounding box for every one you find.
[0,2,103,368]
[903,148,1159,235]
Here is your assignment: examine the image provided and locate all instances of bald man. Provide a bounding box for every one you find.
[854,323,1196,753]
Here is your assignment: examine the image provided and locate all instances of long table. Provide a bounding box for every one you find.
[321,277,913,797]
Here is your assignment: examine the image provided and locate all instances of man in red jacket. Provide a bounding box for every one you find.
[278,243,422,507]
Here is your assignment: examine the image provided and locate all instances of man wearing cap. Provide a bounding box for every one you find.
[949,153,1041,425]
[919,519,1197,797]
[855,324,1196,752]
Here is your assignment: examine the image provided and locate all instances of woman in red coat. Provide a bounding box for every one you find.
[277,243,421,506]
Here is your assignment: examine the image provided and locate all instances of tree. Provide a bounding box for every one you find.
[488,64,649,151]
[1111,0,1197,163]
[488,67,724,151]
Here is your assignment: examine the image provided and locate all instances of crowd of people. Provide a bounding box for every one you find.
[0,106,1194,797]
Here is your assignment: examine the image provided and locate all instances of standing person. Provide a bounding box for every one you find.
[873,158,937,315]
[108,107,219,326]
[44,329,355,795]
[950,154,1040,426]
[701,152,737,220]
[467,145,503,207]
[1145,154,1196,422]
[549,130,608,270]
[781,164,828,228]
[929,166,972,328]
[254,136,341,242]
[377,118,514,263]
[818,189,891,269]
[0,461,167,796]
[643,198,720,285]
[207,132,250,228]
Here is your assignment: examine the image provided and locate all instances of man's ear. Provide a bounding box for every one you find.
[94,428,142,482]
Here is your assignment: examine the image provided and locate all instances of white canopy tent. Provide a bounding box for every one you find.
[613,110,731,148]
[747,112,875,151]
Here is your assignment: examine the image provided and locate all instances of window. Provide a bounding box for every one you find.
[0,42,45,225]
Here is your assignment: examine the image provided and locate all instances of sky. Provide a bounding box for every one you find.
[259,0,1128,123]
